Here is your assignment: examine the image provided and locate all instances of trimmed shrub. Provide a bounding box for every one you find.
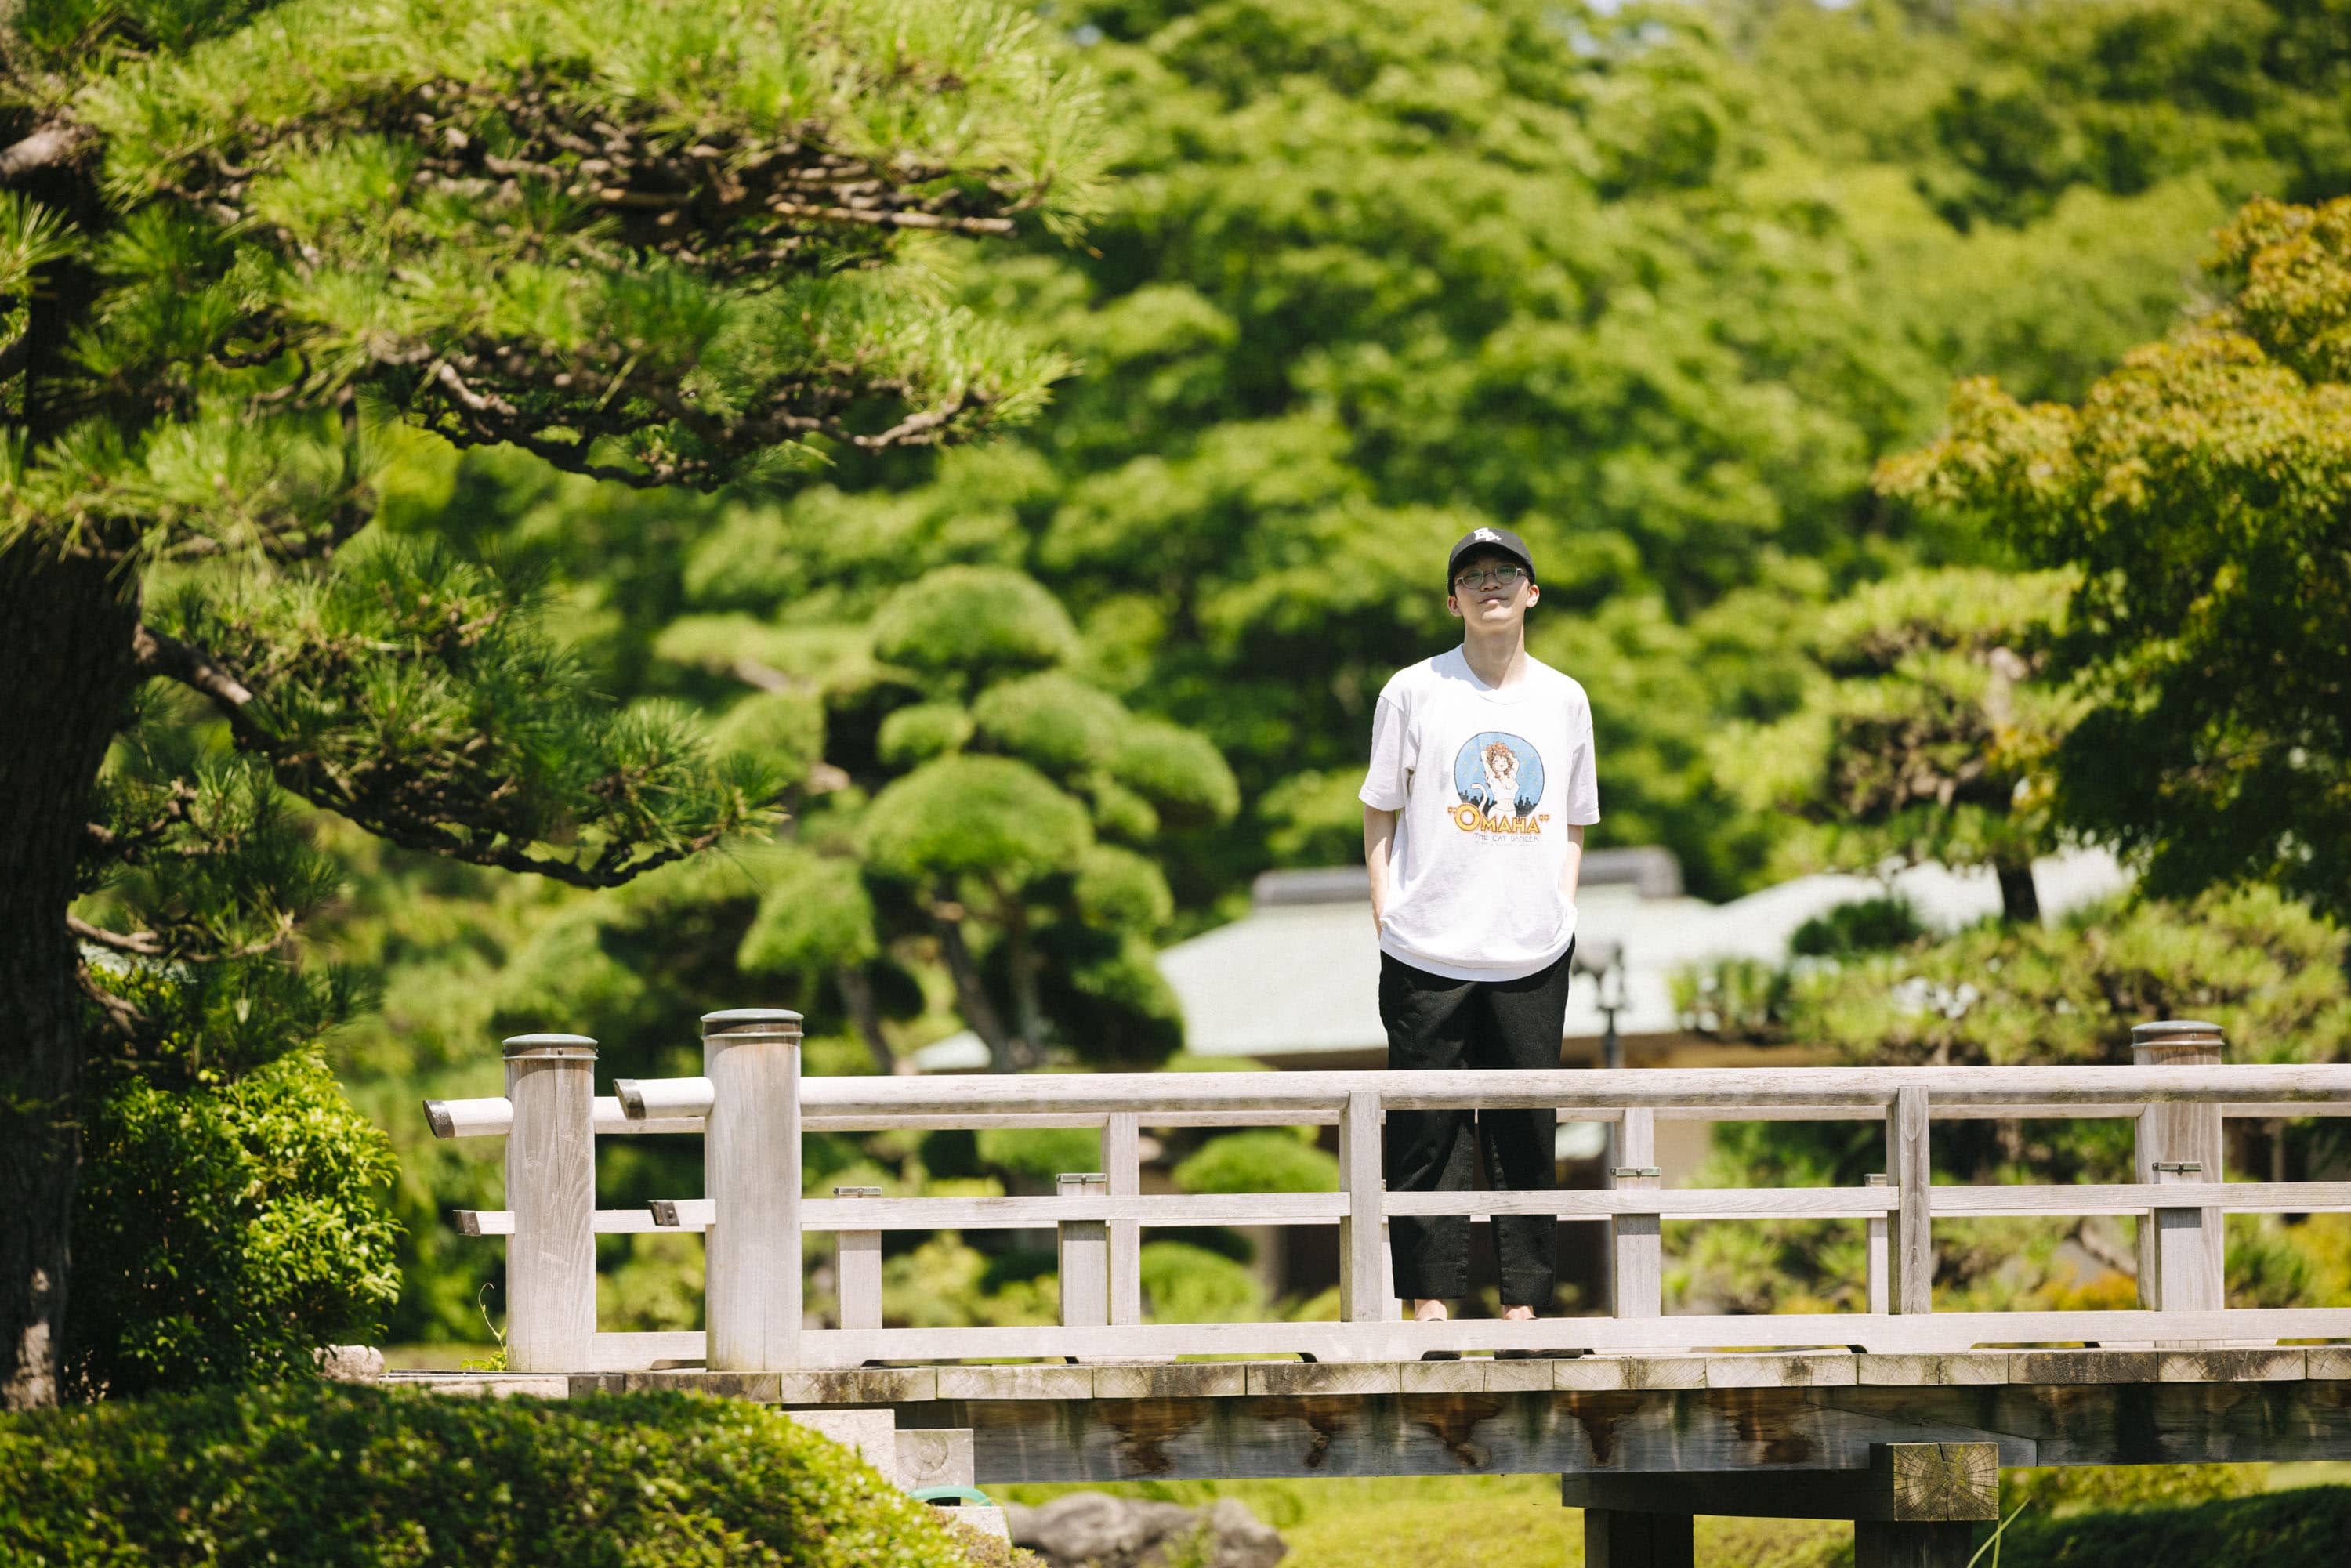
[0,1381,996,1566]
[1999,1485,2351,1566]
[65,1051,401,1400]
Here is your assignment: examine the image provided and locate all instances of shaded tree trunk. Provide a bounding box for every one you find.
[832,963,908,1076]
[932,902,1031,1072]
[1995,859,2041,925]
[0,545,141,1410]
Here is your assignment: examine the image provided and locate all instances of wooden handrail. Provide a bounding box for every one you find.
[433,1016,2351,1374]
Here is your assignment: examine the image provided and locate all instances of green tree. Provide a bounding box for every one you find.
[1710,566,2082,922]
[0,0,1097,1407]
[1881,196,2351,920]
[1672,885,2351,1312]
[729,0,2295,904]
[657,559,1238,1073]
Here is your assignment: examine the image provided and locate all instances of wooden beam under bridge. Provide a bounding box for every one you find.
[564,1353,2351,1482]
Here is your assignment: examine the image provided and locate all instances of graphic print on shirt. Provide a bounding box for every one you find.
[1449,731,1549,838]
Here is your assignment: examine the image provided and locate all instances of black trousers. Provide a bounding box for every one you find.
[1379,943,1574,1306]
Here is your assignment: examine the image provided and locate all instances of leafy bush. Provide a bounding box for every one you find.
[1140,1241,1266,1323]
[1173,1131,1339,1195]
[871,567,1079,677]
[1999,1485,2351,1567]
[1788,895,1925,958]
[976,1126,1105,1184]
[65,1051,401,1400]
[0,1381,994,1566]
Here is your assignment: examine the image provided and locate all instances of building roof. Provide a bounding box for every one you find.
[910,847,2132,1071]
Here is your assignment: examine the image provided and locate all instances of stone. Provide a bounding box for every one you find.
[317,1345,385,1383]
[1004,1490,1287,1568]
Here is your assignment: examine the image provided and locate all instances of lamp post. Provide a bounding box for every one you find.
[1574,937,1628,1070]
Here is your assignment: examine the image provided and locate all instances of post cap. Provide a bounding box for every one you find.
[423,1099,455,1139]
[2131,1020,2224,1043]
[700,1008,803,1044]
[502,1033,597,1061]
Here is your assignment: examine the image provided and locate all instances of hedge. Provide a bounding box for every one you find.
[0,1382,1007,1566]
[2000,1486,2351,1567]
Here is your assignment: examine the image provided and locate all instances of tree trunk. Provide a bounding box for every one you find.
[933,904,1028,1073]
[832,963,907,1076]
[1994,859,2040,925]
[999,905,1049,1073]
[0,544,142,1410]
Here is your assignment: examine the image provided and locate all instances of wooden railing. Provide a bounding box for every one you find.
[426,1012,2351,1374]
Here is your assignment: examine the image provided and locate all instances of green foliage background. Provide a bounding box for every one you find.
[266,0,2351,1339]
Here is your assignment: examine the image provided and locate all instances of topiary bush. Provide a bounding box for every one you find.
[65,1050,402,1400]
[0,1381,1002,1566]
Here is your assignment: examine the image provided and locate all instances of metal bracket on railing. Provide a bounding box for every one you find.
[1610,1166,1661,1179]
[2154,1162,2204,1175]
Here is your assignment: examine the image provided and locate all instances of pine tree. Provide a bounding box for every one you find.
[1709,565,2083,923]
[0,0,1098,1407]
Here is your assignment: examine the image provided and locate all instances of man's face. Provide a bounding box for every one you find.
[1448,550,1538,627]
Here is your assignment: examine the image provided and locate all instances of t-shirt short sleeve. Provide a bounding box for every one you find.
[1359,693,1412,811]
[1559,686,1601,826]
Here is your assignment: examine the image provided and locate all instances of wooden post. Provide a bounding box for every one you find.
[1865,1174,1892,1316]
[703,1008,804,1372]
[1887,1086,1932,1315]
[1583,1509,1693,1568]
[1337,1091,1386,1324]
[2134,1019,2226,1317]
[1610,1106,1662,1319]
[1103,1113,1144,1327]
[833,1187,882,1332]
[502,1033,598,1373]
[1853,1523,1977,1568]
[1057,1172,1110,1334]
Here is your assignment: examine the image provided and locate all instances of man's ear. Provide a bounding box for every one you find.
[1524,581,1540,611]
[1446,592,1462,618]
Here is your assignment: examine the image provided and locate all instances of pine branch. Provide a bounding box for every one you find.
[0,123,92,184]
[67,911,294,964]
[345,813,735,889]
[0,332,25,383]
[74,960,148,1043]
[130,623,271,748]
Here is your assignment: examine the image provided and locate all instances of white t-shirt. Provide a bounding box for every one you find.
[1357,647,1601,982]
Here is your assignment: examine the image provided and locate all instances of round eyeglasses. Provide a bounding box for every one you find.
[1452,563,1527,591]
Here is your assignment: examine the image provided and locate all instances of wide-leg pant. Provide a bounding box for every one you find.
[1378,943,1574,1306]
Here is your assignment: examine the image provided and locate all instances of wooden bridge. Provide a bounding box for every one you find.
[416,1012,2351,1566]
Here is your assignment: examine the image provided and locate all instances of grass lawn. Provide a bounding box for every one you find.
[991,1475,1849,1567]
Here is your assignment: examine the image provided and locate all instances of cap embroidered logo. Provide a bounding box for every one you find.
[1472,527,1498,543]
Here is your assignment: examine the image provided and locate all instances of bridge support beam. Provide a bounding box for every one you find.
[1565,1443,1997,1568]
[1583,1507,1691,1568]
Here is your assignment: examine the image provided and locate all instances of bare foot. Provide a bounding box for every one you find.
[1411,1298,1449,1323]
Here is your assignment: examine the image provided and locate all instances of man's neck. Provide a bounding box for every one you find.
[1460,625,1529,690]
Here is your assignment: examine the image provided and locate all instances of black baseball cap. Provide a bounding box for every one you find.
[1447,527,1536,590]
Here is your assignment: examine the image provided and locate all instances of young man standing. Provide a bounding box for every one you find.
[1359,526,1599,1329]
